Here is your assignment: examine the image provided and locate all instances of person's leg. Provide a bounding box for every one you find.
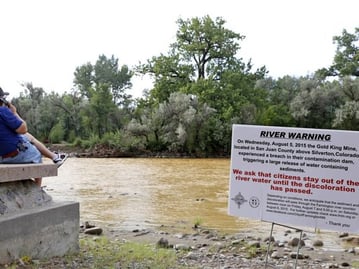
[25,133,56,159]
[34,178,42,187]
[24,133,68,167]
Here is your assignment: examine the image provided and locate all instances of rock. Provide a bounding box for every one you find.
[339,232,349,238]
[342,236,359,245]
[156,237,169,248]
[84,227,103,235]
[313,239,324,247]
[271,251,283,259]
[289,252,307,259]
[231,239,242,245]
[84,221,95,228]
[185,251,199,260]
[174,243,191,250]
[264,236,275,242]
[248,241,261,248]
[288,237,305,247]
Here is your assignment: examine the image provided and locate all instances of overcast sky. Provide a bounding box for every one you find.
[0,0,358,98]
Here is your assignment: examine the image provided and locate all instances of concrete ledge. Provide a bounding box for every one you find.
[0,201,80,264]
[0,163,57,183]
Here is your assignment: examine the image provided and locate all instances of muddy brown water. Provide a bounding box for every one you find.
[44,157,346,250]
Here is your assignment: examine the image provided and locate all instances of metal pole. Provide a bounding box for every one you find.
[263,222,303,269]
[293,230,303,269]
[264,222,275,268]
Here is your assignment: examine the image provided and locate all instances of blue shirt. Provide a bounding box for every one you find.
[0,106,24,155]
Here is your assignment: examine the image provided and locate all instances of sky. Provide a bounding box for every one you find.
[0,0,358,99]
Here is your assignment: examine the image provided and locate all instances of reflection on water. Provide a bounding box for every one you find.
[45,158,259,232]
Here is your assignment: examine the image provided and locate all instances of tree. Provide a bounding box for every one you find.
[88,84,118,137]
[136,54,193,104]
[49,90,86,140]
[289,77,344,128]
[255,76,302,127]
[128,92,217,155]
[94,55,133,106]
[14,83,46,138]
[332,77,359,130]
[316,28,359,78]
[174,15,245,80]
[137,15,249,103]
[74,54,133,106]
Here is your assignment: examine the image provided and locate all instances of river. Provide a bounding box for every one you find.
[44,157,262,232]
[44,157,346,249]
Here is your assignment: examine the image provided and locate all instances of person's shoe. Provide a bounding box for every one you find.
[53,153,68,168]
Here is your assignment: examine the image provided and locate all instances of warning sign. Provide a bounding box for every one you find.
[228,124,359,232]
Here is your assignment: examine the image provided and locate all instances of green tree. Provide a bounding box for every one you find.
[135,15,268,155]
[255,76,302,127]
[259,104,295,127]
[74,54,133,106]
[316,28,359,78]
[49,90,86,140]
[332,77,359,130]
[88,84,118,137]
[137,15,249,103]
[13,83,46,138]
[128,92,217,155]
[174,15,244,80]
[136,54,193,104]
[289,78,344,128]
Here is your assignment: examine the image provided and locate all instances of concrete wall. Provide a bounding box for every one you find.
[0,167,79,265]
[0,201,79,264]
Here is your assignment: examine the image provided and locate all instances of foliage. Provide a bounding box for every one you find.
[174,15,245,80]
[10,18,359,157]
[289,77,344,128]
[74,54,133,106]
[332,77,359,130]
[49,122,65,143]
[316,27,359,78]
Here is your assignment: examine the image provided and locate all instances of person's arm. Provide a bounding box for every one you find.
[8,103,28,134]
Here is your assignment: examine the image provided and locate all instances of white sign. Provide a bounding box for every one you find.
[228,124,359,232]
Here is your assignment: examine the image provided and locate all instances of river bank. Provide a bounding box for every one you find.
[14,221,358,269]
[105,224,359,269]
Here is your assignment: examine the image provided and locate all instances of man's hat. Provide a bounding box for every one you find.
[0,87,9,97]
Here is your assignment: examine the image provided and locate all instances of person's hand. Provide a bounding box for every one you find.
[8,102,17,114]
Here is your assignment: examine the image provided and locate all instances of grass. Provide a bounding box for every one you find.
[78,237,179,269]
[6,236,192,269]
[192,216,203,229]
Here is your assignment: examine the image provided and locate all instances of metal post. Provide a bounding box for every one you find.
[293,230,303,269]
[264,222,302,269]
[264,222,275,268]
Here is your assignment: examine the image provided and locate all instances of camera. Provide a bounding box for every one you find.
[0,97,9,106]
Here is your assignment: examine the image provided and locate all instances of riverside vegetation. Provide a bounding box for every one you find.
[7,22,359,159]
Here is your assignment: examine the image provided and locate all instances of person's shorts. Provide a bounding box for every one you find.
[0,135,42,164]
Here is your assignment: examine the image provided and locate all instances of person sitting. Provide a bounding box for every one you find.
[0,87,67,186]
